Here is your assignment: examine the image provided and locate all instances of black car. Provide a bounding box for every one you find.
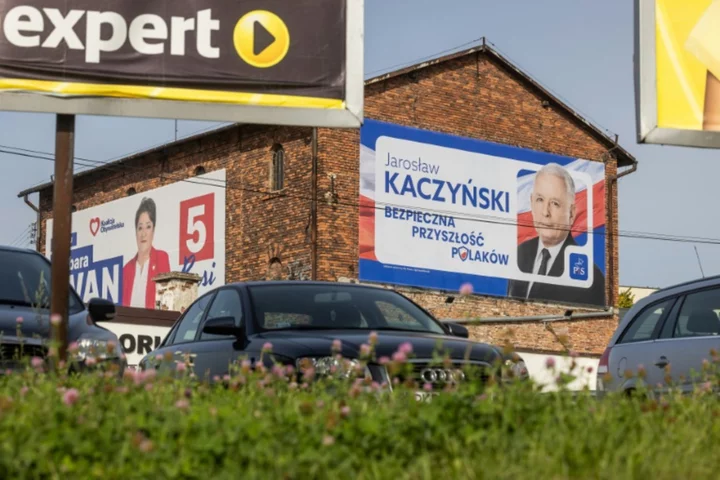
[0,245,126,373]
[139,281,528,390]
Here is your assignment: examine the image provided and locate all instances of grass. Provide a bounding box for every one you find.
[0,337,719,479]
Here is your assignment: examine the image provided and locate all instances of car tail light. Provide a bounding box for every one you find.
[598,346,611,375]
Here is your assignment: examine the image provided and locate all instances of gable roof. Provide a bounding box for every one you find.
[17,40,637,198]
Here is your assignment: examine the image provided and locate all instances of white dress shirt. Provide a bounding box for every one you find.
[130,260,149,308]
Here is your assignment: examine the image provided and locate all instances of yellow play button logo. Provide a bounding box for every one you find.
[233,10,290,68]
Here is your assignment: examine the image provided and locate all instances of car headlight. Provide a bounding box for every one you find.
[502,357,529,381]
[72,335,123,362]
[295,356,371,379]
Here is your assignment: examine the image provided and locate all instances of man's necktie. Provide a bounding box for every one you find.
[538,248,551,276]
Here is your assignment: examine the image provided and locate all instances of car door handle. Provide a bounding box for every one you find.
[655,356,669,368]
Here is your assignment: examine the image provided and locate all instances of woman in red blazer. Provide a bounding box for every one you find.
[122,197,171,309]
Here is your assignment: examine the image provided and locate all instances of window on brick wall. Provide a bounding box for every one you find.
[270,144,285,191]
[127,187,136,196]
[194,166,206,176]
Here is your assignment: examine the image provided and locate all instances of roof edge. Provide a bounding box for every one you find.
[366,42,638,170]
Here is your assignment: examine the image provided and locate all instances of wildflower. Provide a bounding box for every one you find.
[176,362,187,372]
[569,351,578,358]
[85,357,97,367]
[545,357,556,369]
[175,399,189,410]
[332,339,342,353]
[62,388,79,406]
[144,384,153,392]
[285,365,295,376]
[459,282,473,295]
[30,357,43,369]
[423,382,433,392]
[368,331,378,345]
[262,342,273,353]
[360,344,371,357]
[67,342,79,354]
[398,342,413,355]
[272,364,285,377]
[139,440,154,453]
[302,366,316,382]
[323,435,335,446]
[116,386,129,394]
[340,405,351,417]
[392,351,407,363]
[378,356,390,365]
[316,400,325,408]
[20,386,29,396]
[241,359,251,373]
[15,316,23,324]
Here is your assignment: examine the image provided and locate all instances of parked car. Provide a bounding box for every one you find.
[0,245,126,373]
[597,274,720,396]
[139,281,529,392]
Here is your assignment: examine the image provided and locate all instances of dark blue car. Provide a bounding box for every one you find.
[0,245,126,373]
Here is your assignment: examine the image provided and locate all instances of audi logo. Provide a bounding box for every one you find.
[420,368,466,384]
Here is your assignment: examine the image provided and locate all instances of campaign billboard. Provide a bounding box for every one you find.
[0,0,364,128]
[635,0,720,147]
[45,169,226,308]
[359,120,607,308]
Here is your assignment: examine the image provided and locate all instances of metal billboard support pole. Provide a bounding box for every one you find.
[49,114,75,365]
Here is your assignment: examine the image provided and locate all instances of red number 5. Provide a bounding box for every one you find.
[179,193,215,264]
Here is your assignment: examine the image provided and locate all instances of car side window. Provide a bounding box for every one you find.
[200,289,244,340]
[618,300,672,344]
[169,293,214,345]
[671,288,720,338]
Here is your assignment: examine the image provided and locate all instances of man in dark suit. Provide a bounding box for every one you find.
[507,163,605,307]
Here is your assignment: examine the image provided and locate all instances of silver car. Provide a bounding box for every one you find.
[597,275,720,396]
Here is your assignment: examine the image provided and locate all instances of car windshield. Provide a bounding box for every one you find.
[0,249,83,313]
[247,284,447,334]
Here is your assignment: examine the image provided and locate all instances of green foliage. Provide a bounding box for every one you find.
[1,343,720,479]
[618,288,636,308]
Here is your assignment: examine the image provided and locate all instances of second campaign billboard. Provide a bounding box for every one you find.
[45,169,226,309]
[359,120,607,308]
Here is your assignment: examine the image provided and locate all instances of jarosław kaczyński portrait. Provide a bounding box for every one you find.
[507,163,605,307]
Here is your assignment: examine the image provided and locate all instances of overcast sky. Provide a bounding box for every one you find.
[0,0,716,289]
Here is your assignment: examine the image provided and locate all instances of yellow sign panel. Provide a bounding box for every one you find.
[655,0,720,131]
[637,0,720,147]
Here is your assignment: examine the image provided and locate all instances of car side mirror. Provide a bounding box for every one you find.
[88,297,116,323]
[202,316,244,337]
[445,322,469,338]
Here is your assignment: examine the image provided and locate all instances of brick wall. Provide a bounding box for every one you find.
[34,50,624,356]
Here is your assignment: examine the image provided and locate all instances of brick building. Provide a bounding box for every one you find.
[19,43,638,357]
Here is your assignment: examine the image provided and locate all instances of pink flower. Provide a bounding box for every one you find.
[392,351,407,363]
[262,342,273,353]
[398,342,413,355]
[155,354,163,361]
[569,351,578,358]
[545,357,556,369]
[459,283,473,295]
[368,331,378,344]
[316,400,325,408]
[30,357,43,369]
[323,435,335,446]
[62,388,79,406]
[423,383,433,392]
[340,405,351,417]
[85,357,97,367]
[175,399,189,410]
[176,362,187,372]
[20,386,29,396]
[378,356,390,365]
[360,344,371,356]
[285,365,295,376]
[272,364,285,377]
[116,386,129,394]
[67,342,79,354]
[332,339,342,352]
[15,316,23,324]
[241,360,251,372]
[302,366,316,382]
[50,314,62,326]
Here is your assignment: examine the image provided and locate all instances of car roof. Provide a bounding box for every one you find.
[0,244,39,255]
[610,274,720,346]
[231,280,390,290]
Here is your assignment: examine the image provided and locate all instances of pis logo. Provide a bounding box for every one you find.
[569,253,589,281]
